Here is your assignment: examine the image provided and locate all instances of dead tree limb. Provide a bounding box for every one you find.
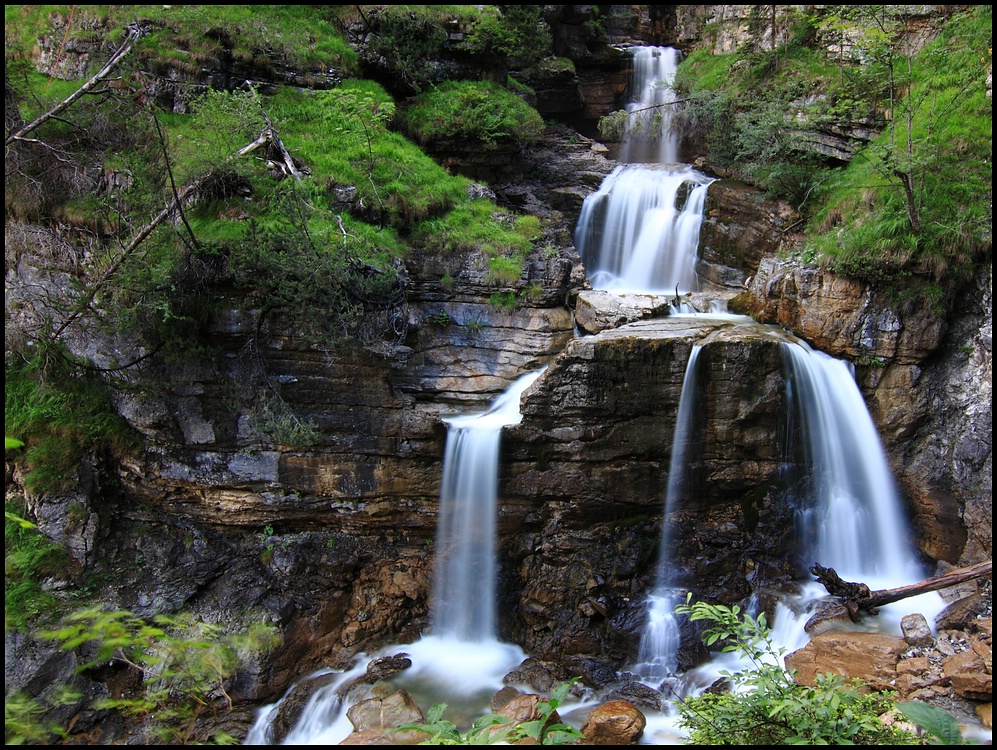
[810,560,992,620]
[6,22,148,147]
[49,112,302,344]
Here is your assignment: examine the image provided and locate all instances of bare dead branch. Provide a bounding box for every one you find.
[5,22,149,147]
[810,560,992,621]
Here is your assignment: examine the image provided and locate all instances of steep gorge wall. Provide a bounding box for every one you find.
[5,4,991,735]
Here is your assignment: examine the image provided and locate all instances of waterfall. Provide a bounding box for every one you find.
[430,370,543,640]
[621,46,683,165]
[636,345,702,678]
[259,374,543,745]
[781,342,927,586]
[576,46,713,296]
[575,165,712,295]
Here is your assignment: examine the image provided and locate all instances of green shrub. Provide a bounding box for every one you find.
[464,5,553,71]
[399,80,545,149]
[5,355,137,494]
[395,679,584,745]
[674,596,924,745]
[22,607,281,745]
[4,505,67,631]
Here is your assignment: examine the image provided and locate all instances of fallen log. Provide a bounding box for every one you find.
[808,560,992,623]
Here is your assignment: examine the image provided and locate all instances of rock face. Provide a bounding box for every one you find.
[501,316,805,673]
[741,257,992,568]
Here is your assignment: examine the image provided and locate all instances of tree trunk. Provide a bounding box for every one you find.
[809,560,992,621]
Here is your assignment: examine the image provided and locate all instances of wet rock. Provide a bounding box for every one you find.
[579,700,646,745]
[944,645,992,702]
[495,692,564,736]
[338,728,394,745]
[745,257,946,364]
[490,685,522,712]
[937,593,990,631]
[902,613,934,647]
[574,290,672,334]
[602,681,667,714]
[346,688,428,744]
[503,658,565,696]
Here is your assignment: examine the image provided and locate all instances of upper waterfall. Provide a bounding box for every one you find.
[576,46,713,296]
[621,45,683,165]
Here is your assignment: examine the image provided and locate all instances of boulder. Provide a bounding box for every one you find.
[579,700,646,745]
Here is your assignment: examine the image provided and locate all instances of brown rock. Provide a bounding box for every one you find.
[786,631,907,687]
[977,702,992,729]
[943,650,993,701]
[580,700,646,745]
[346,689,428,744]
[338,729,393,745]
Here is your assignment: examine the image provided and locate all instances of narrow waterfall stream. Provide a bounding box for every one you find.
[250,374,543,745]
[432,370,544,640]
[634,345,702,679]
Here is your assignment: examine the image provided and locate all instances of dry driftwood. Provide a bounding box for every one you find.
[809,560,993,622]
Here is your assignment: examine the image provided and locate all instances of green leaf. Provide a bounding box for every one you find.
[897,702,967,745]
[426,703,448,724]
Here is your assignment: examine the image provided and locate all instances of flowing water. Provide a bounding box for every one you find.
[620,45,683,165]
[251,373,543,744]
[260,45,946,746]
[431,370,544,640]
[575,164,713,295]
[634,346,702,680]
[576,45,713,296]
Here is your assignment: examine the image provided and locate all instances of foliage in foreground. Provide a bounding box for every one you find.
[674,596,928,745]
[395,679,585,745]
[5,607,280,745]
[4,505,66,632]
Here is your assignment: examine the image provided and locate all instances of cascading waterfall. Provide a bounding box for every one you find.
[575,45,713,296]
[575,165,713,295]
[620,45,683,165]
[780,343,940,610]
[431,370,544,640]
[635,345,703,678]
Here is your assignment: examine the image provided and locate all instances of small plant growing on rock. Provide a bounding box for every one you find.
[673,595,925,745]
[395,680,585,745]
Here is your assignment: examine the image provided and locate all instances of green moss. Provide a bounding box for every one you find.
[5,356,137,494]
[399,80,545,148]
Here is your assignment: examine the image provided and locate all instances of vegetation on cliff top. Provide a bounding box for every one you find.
[669,4,992,311]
